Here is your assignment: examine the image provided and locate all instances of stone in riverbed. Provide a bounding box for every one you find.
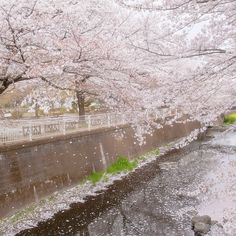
[192,215,211,226]
[191,215,212,235]
[193,222,211,235]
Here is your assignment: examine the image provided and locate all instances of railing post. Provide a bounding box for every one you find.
[145,110,149,120]
[63,120,66,135]
[29,122,32,141]
[107,114,111,127]
[122,114,126,124]
[88,115,91,131]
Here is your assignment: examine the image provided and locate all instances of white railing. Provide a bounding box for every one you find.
[0,113,127,144]
[0,109,179,145]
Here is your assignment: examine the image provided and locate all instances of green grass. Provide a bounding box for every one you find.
[224,113,236,125]
[87,171,104,185]
[87,150,160,185]
[107,156,137,174]
[87,156,137,185]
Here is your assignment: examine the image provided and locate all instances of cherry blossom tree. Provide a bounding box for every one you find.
[0,0,235,132]
[115,0,236,124]
[0,0,148,116]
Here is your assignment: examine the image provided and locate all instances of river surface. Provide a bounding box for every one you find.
[10,126,236,236]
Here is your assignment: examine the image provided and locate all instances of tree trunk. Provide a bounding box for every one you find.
[35,103,40,118]
[76,91,85,117]
[0,79,10,94]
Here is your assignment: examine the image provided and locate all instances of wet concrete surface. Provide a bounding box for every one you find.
[2,127,236,236]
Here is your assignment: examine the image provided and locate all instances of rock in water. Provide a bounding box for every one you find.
[194,222,211,234]
[192,215,211,226]
[191,215,211,235]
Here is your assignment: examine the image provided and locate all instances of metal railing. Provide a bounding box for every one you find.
[0,109,179,145]
[0,113,127,144]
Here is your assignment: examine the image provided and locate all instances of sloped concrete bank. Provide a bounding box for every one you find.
[0,120,201,219]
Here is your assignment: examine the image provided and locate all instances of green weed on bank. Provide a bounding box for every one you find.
[107,156,137,174]
[87,149,160,185]
[87,156,137,185]
[224,113,236,125]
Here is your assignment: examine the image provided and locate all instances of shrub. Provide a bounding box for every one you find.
[224,113,236,125]
[11,110,23,119]
[49,107,67,115]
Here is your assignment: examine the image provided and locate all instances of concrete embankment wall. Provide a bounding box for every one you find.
[0,120,201,218]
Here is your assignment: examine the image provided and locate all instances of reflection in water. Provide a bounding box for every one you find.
[212,131,236,146]
[77,226,90,236]
[83,150,205,236]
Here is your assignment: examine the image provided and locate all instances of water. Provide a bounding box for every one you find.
[212,131,236,146]
[2,128,236,235]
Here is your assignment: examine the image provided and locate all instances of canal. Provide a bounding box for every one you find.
[1,126,236,235]
[8,126,236,236]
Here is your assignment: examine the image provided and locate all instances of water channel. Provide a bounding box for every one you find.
[1,126,236,235]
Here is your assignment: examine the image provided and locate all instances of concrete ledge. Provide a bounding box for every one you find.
[0,124,128,152]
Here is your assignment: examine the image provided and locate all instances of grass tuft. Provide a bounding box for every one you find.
[87,151,159,185]
[87,171,104,185]
[224,113,236,125]
[106,156,137,174]
[87,156,137,185]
